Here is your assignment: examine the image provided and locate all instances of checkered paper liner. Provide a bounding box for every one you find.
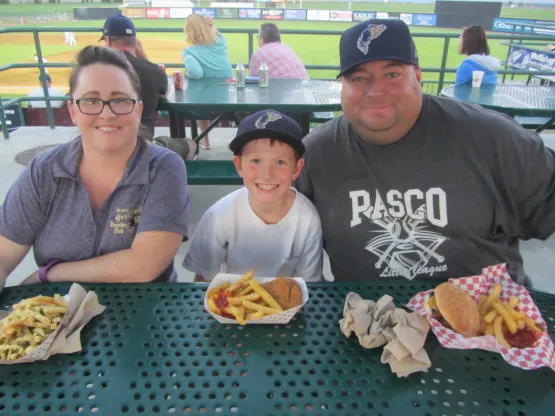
[406,264,555,371]
[204,273,309,325]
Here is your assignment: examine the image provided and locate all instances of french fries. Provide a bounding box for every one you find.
[205,269,287,325]
[478,284,544,349]
[0,294,68,360]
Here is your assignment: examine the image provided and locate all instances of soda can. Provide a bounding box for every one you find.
[173,70,183,91]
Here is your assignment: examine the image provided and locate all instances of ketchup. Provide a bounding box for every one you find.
[215,290,230,309]
[504,328,541,349]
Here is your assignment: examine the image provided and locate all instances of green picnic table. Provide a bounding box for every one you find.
[440,84,555,133]
[158,78,342,139]
[157,78,341,185]
[1,281,554,415]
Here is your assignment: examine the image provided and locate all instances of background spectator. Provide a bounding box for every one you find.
[182,14,232,149]
[27,74,65,108]
[249,23,309,80]
[456,26,500,86]
[101,15,168,143]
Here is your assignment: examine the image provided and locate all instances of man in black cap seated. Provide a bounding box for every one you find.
[101,15,196,159]
[296,19,555,285]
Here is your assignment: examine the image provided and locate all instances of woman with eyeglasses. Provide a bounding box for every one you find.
[0,46,189,291]
[456,25,500,86]
[182,14,232,150]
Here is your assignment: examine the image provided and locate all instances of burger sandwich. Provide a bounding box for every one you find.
[425,283,481,337]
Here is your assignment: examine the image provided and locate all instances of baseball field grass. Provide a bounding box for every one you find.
[1,3,553,96]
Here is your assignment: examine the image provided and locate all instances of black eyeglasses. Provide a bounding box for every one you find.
[73,98,137,115]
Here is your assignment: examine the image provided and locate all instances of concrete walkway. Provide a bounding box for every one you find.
[1,126,554,294]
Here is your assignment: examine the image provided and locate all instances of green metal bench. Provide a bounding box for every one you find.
[185,160,242,185]
[310,111,334,123]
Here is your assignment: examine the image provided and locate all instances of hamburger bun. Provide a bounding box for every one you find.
[434,283,480,337]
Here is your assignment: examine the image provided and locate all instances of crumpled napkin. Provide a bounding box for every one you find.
[339,292,431,377]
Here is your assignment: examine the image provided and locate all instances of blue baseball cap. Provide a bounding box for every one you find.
[229,110,305,156]
[100,14,136,41]
[338,19,419,77]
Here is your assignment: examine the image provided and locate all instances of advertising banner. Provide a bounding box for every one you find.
[3,105,22,131]
[400,13,413,26]
[151,0,194,6]
[146,8,170,19]
[193,8,216,18]
[353,11,376,22]
[376,12,389,19]
[262,9,284,20]
[329,10,352,22]
[126,0,147,6]
[238,8,261,20]
[412,14,437,27]
[170,8,193,19]
[284,9,307,21]
[491,18,555,35]
[307,9,329,21]
[123,8,147,19]
[507,45,555,72]
[216,8,239,19]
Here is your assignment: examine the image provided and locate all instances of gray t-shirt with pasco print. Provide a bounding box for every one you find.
[0,137,189,282]
[296,94,555,285]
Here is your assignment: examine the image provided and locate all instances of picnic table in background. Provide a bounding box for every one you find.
[441,84,555,133]
[1,281,554,415]
[158,78,342,139]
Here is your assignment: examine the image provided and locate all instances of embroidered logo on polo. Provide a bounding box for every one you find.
[350,188,449,279]
[254,111,282,129]
[357,24,387,55]
[110,207,142,235]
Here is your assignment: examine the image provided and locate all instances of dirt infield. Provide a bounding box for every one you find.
[1,33,185,95]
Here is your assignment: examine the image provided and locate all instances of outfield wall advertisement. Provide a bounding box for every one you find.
[193,8,216,17]
[77,7,447,26]
[262,10,284,21]
[74,7,555,30]
[284,9,306,21]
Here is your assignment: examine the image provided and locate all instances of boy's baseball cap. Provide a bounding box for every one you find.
[99,14,136,41]
[338,19,418,77]
[229,110,305,156]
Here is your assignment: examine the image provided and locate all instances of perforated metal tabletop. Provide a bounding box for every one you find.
[1,281,554,416]
[441,84,555,118]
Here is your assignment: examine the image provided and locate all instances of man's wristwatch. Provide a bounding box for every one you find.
[38,259,62,283]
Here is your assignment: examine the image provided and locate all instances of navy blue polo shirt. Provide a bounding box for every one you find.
[0,137,189,282]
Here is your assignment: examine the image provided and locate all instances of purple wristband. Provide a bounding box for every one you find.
[39,259,62,284]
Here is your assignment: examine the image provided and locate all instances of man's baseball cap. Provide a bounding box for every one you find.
[229,110,305,156]
[338,19,418,77]
[99,14,136,41]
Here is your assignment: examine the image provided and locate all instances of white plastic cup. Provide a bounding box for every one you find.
[472,70,485,88]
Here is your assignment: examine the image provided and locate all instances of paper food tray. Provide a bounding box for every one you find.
[204,273,309,325]
[406,263,555,371]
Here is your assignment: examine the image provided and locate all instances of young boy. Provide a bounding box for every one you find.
[183,110,323,282]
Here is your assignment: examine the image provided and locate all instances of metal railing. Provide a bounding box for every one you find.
[2,26,555,139]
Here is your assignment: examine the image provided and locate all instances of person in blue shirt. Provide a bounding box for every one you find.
[182,14,232,149]
[456,26,500,86]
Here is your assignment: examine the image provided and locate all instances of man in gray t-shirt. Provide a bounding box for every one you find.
[296,19,555,285]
